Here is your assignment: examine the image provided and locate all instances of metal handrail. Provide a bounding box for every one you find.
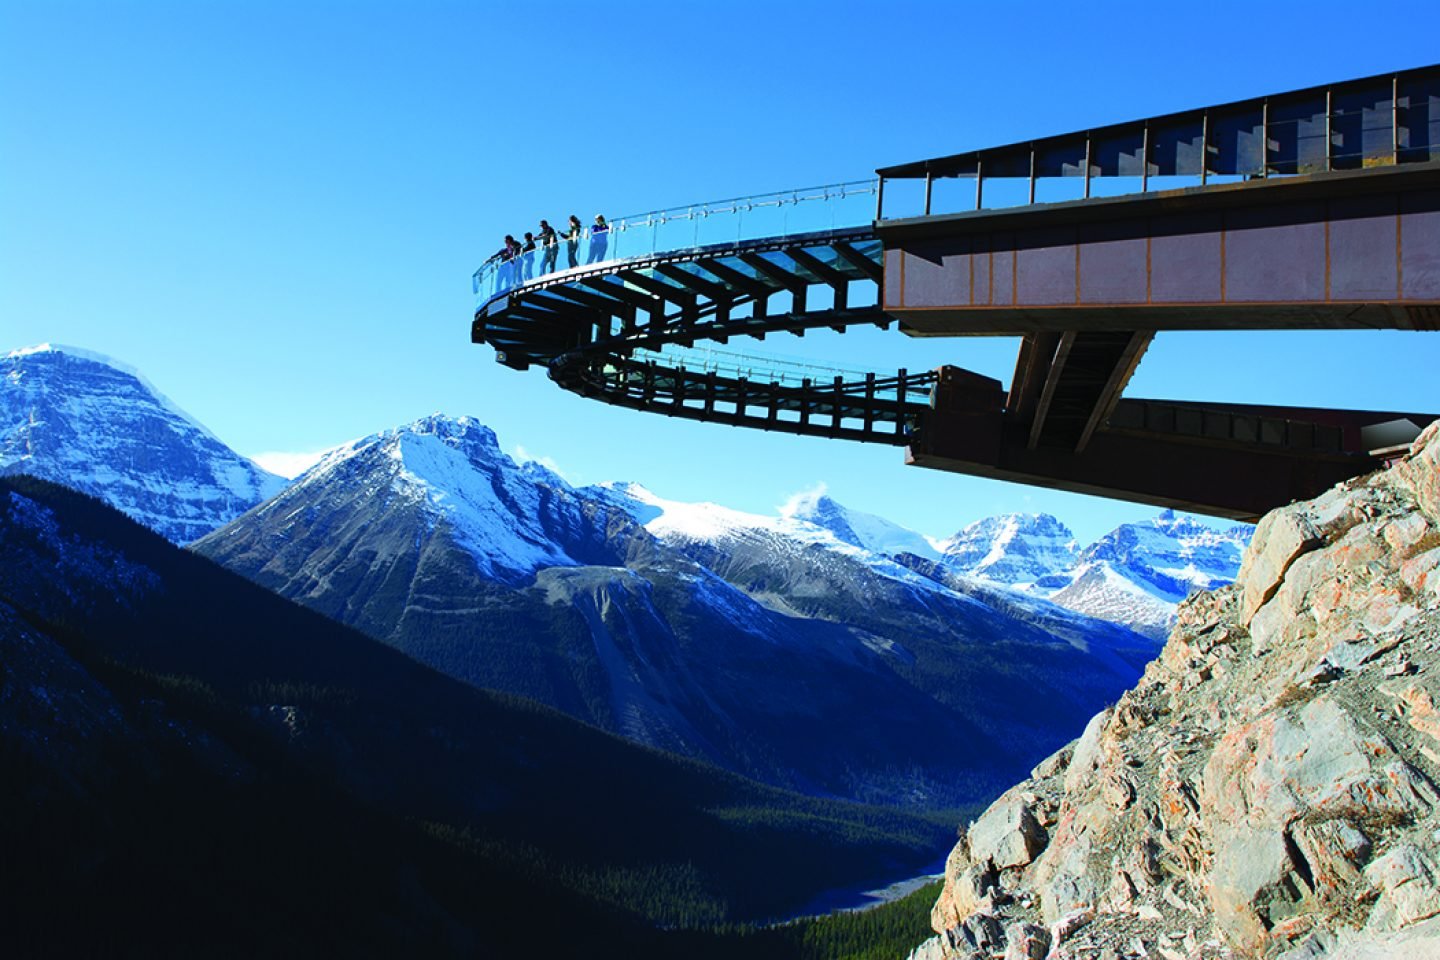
[633,345,874,390]
[473,178,879,302]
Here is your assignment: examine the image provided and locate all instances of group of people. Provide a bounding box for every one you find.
[487,213,611,288]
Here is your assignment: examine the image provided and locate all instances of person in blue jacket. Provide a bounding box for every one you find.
[586,214,609,264]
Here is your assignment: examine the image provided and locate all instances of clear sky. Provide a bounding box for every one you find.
[4,0,1438,545]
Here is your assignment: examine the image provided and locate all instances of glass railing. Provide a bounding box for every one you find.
[878,101,1431,222]
[473,179,879,307]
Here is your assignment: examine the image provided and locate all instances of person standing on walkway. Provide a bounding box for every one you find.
[498,234,521,290]
[520,231,537,281]
[586,214,610,264]
[538,219,559,275]
[565,215,582,269]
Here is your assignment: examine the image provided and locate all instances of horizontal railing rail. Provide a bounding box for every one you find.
[632,345,889,393]
[473,179,879,306]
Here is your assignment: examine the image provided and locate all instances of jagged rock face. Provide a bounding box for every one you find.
[912,422,1440,960]
[1,345,285,543]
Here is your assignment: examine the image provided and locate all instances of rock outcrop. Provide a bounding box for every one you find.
[911,421,1440,960]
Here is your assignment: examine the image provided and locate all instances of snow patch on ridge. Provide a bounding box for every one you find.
[2,345,288,542]
[6,343,230,448]
[781,486,943,561]
[390,428,575,576]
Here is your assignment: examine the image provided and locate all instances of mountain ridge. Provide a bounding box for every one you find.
[0,473,954,945]
[196,413,1161,808]
[1,344,285,543]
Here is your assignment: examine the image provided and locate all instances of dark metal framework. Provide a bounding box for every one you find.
[473,228,936,445]
[473,65,1439,518]
[877,64,1440,216]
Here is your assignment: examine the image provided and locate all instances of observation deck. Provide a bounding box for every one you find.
[473,64,1440,519]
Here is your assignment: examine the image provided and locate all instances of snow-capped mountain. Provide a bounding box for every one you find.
[273,416,604,585]
[1,474,950,938]
[594,477,1247,641]
[936,513,1080,586]
[10,341,1244,801]
[1049,512,1253,639]
[1,344,285,543]
[780,488,944,561]
[196,414,1161,807]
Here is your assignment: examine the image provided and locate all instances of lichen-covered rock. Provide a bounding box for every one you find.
[968,791,1048,871]
[1364,845,1440,931]
[1002,921,1049,959]
[912,420,1440,960]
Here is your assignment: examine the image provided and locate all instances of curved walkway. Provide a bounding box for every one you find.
[470,64,1440,517]
[473,215,936,445]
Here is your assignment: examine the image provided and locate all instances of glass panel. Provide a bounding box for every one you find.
[1088,176,1146,198]
[878,177,925,220]
[974,176,1027,210]
[473,180,880,309]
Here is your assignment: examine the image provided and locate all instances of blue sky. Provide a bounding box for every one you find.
[4,0,1438,544]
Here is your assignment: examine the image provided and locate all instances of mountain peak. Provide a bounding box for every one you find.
[938,513,1079,585]
[2,344,285,543]
[778,486,834,517]
[781,487,940,560]
[399,413,500,452]
[5,343,226,446]
[298,415,508,488]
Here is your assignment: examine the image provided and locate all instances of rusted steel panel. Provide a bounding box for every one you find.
[991,234,1014,305]
[1015,226,1076,305]
[901,242,971,307]
[1150,215,1224,302]
[1225,204,1327,302]
[883,248,904,307]
[1401,190,1440,299]
[1329,194,1399,299]
[1077,221,1148,303]
[883,167,1440,332]
[971,241,991,305]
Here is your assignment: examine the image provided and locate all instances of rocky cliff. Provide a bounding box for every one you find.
[911,421,1440,960]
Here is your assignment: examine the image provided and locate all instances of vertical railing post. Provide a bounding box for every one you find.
[875,177,885,222]
[863,372,875,435]
[896,368,908,436]
[1083,134,1092,198]
[1393,75,1401,165]
[1028,146,1037,204]
[1326,90,1334,172]
[974,160,984,210]
[924,170,933,216]
[1141,123,1150,192]
[1261,99,1270,177]
[1201,111,1210,185]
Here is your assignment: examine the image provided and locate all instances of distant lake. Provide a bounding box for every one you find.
[784,858,946,921]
